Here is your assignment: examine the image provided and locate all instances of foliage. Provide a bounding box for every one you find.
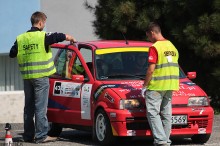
[85,0,220,111]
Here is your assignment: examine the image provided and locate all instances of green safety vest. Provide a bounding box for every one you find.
[72,64,84,75]
[148,40,179,90]
[17,31,56,79]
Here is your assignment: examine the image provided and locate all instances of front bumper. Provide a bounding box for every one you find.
[106,106,214,137]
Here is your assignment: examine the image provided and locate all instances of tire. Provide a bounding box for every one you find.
[48,123,63,137]
[191,134,211,144]
[94,109,116,146]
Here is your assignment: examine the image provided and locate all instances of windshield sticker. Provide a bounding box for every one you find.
[96,47,149,55]
[94,84,120,100]
[53,81,81,98]
[81,84,92,120]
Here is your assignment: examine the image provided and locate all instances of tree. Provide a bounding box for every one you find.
[85,0,220,112]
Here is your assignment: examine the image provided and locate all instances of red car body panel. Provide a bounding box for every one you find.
[48,41,214,139]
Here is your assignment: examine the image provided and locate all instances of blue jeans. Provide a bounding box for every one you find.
[23,77,49,142]
[145,90,172,146]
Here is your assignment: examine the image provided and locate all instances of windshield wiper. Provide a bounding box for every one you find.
[105,74,145,80]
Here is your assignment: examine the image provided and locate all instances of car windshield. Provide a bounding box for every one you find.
[95,47,186,80]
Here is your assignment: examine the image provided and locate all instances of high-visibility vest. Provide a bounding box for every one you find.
[17,31,56,79]
[72,64,84,75]
[148,40,179,90]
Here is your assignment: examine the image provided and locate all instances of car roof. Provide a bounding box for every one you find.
[79,40,152,49]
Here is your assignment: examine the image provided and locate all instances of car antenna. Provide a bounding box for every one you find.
[121,32,129,45]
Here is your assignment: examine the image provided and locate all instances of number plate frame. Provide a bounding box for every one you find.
[172,115,188,125]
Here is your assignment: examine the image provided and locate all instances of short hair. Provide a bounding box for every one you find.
[30,11,47,25]
[146,22,161,34]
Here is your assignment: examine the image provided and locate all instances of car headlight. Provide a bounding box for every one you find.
[119,99,141,109]
[188,96,209,106]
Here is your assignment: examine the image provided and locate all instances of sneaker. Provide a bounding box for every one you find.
[42,136,58,143]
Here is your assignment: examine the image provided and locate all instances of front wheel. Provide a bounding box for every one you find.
[94,109,116,146]
[191,134,211,144]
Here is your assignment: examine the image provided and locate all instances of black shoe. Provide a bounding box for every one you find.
[18,138,34,143]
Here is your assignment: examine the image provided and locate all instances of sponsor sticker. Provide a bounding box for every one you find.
[53,81,81,98]
[198,128,206,134]
[81,84,93,120]
[127,130,136,136]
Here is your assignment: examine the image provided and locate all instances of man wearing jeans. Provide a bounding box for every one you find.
[142,22,179,146]
[9,11,76,143]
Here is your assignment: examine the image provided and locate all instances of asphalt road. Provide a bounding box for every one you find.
[0,115,219,146]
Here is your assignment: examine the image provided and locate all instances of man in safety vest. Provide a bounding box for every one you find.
[9,11,76,143]
[142,22,179,146]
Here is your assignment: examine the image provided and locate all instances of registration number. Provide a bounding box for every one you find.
[172,115,187,125]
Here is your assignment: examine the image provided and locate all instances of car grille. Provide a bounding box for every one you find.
[126,117,150,130]
[126,116,209,130]
[189,115,209,128]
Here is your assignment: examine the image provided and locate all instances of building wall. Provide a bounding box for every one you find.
[0,0,97,91]
[0,55,23,91]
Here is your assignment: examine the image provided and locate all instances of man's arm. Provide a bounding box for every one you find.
[45,32,76,46]
[45,32,76,52]
[143,63,156,87]
[9,41,18,58]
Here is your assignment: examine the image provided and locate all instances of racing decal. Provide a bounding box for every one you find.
[192,108,205,114]
[48,98,69,110]
[173,91,196,97]
[81,84,92,120]
[104,92,114,103]
[53,81,81,98]
[94,84,120,101]
[119,81,143,94]
[179,85,196,91]
[111,125,118,136]
[198,128,206,134]
[127,130,136,136]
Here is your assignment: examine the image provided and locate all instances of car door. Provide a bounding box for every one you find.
[48,44,94,126]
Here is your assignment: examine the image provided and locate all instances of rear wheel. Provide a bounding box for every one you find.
[94,109,116,146]
[48,123,63,137]
[191,134,211,144]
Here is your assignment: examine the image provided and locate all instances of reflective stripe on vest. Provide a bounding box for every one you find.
[148,41,179,90]
[17,31,56,79]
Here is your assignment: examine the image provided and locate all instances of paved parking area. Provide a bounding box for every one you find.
[0,115,219,146]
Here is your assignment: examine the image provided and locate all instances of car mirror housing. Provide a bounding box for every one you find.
[71,75,84,82]
[187,72,196,79]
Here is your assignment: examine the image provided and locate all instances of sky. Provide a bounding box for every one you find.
[0,0,97,54]
[0,0,40,54]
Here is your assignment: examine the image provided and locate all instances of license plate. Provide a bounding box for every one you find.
[172,115,187,125]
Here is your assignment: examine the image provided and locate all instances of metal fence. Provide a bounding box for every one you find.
[0,55,23,91]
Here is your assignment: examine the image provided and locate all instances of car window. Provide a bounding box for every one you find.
[79,46,93,77]
[95,47,149,80]
[52,48,76,79]
[95,47,185,80]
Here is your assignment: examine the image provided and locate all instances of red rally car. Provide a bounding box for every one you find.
[47,40,214,145]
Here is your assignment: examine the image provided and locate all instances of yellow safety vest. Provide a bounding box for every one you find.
[17,31,56,79]
[148,40,179,90]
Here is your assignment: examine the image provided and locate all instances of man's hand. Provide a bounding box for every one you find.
[141,87,147,97]
[66,34,77,44]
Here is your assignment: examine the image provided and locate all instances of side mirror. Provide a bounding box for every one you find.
[71,75,84,82]
[187,72,196,79]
